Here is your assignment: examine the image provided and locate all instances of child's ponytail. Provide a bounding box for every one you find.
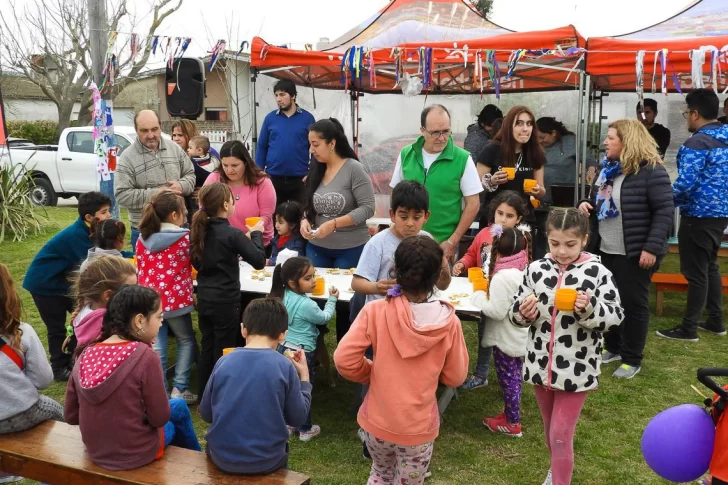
[139,191,184,241]
[90,218,126,251]
[190,182,233,266]
[486,224,530,298]
[268,264,286,299]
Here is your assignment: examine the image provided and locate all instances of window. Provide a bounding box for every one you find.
[205,109,228,121]
[116,136,131,155]
[66,131,95,154]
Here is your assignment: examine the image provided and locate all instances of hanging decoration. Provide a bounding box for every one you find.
[474,49,483,97]
[689,46,713,89]
[367,48,376,89]
[236,40,249,56]
[390,47,405,88]
[208,39,226,72]
[485,50,501,99]
[417,47,434,90]
[130,33,143,60]
[99,31,119,91]
[506,49,526,79]
[651,49,669,95]
[88,82,114,183]
[151,35,160,55]
[635,50,646,115]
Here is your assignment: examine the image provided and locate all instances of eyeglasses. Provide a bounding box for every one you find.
[422,129,451,139]
[681,109,696,119]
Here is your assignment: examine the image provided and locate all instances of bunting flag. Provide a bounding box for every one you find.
[208,40,227,71]
[636,50,646,115]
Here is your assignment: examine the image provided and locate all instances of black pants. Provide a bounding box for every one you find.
[714,477,728,485]
[31,294,74,372]
[533,210,549,260]
[600,252,661,367]
[678,216,728,333]
[269,175,305,204]
[197,299,242,398]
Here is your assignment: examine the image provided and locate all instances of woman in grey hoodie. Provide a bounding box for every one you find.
[464,104,504,159]
[79,218,133,272]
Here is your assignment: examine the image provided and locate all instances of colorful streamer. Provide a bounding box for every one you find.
[635,50,645,116]
[208,39,226,72]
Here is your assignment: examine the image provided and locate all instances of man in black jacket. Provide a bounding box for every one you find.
[637,99,671,159]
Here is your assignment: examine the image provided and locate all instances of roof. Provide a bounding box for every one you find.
[0,74,52,100]
[251,25,586,94]
[585,0,728,92]
[319,0,509,51]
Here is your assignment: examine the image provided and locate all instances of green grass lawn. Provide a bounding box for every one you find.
[1,206,727,485]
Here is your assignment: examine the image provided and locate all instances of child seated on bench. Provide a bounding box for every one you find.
[64,285,201,471]
[199,298,312,475]
[0,264,65,483]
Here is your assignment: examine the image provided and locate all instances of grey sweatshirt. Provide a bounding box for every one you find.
[310,159,375,250]
[115,138,195,227]
[0,323,54,420]
[79,247,124,273]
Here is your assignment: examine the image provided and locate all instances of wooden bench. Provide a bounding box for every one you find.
[0,420,310,484]
[651,273,728,317]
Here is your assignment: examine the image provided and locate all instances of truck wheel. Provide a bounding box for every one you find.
[30,177,58,207]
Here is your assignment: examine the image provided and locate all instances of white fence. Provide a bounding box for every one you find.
[200,130,229,154]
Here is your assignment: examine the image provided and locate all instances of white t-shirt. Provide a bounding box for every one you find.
[390,149,483,198]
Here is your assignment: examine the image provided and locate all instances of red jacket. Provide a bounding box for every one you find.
[457,226,493,270]
[136,227,194,318]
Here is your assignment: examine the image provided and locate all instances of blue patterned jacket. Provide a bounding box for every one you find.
[673,122,728,218]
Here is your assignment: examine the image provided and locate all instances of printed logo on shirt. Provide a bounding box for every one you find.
[313,192,346,217]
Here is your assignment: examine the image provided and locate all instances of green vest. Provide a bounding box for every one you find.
[400,136,469,243]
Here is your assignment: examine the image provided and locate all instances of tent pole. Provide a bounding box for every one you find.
[350,91,358,156]
[251,67,259,155]
[581,74,592,201]
[574,70,585,207]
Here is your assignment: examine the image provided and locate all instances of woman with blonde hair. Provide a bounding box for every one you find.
[578,119,673,379]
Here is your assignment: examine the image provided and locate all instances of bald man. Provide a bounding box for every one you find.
[115,110,195,250]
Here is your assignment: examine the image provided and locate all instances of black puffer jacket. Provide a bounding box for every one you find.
[582,161,674,258]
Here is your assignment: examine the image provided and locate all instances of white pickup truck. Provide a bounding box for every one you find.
[5,126,142,206]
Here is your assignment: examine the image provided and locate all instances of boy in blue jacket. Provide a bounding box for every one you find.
[658,88,728,341]
[22,191,112,381]
[199,298,311,475]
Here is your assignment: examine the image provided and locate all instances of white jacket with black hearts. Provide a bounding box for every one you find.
[508,252,624,392]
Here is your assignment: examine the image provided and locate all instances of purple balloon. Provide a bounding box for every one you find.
[641,404,716,483]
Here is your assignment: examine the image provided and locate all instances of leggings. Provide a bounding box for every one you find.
[533,386,588,485]
[0,395,65,434]
[362,430,434,485]
[163,398,201,451]
[493,347,523,425]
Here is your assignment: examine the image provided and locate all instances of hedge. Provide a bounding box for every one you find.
[6,120,60,145]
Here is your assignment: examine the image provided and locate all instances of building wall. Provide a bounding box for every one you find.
[4,99,81,122]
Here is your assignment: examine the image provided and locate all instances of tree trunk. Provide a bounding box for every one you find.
[57,102,75,133]
[76,92,94,126]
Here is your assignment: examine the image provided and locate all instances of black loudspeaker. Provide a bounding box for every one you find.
[166,58,205,119]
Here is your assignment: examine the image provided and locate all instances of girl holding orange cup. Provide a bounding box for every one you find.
[475,106,547,256]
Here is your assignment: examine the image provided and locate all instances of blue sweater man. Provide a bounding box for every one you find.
[661,88,728,340]
[22,192,112,380]
[255,79,315,204]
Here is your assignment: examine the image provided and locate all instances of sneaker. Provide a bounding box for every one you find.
[542,469,553,485]
[299,425,321,442]
[601,349,621,364]
[53,366,71,382]
[656,326,699,342]
[286,426,296,438]
[612,364,641,379]
[483,414,522,438]
[460,374,488,391]
[424,470,432,479]
[698,321,727,336]
[170,387,198,405]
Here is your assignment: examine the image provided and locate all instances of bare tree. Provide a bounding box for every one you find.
[0,0,183,132]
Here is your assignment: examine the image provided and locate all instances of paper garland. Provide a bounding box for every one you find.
[88,82,114,182]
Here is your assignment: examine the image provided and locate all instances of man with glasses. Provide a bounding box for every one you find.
[390,104,482,261]
[657,88,728,341]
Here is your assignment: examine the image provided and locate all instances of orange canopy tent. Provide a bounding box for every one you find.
[586,0,728,92]
[251,24,587,94]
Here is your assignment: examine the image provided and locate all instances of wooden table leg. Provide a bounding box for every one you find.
[438,387,459,416]
[655,290,664,317]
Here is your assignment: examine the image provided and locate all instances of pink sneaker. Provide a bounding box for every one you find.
[483,413,522,438]
[299,425,321,442]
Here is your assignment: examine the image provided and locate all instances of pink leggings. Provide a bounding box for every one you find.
[533,386,588,485]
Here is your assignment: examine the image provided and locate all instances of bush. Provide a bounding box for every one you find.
[6,120,60,145]
[0,162,46,242]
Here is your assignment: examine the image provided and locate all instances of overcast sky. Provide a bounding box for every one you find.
[132,0,692,57]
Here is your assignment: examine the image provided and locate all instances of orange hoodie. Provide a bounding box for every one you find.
[334,296,469,446]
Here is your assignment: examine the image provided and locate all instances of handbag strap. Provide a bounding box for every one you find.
[0,340,23,370]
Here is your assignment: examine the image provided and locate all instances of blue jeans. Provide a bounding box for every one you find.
[163,398,201,451]
[278,346,315,431]
[305,243,366,269]
[153,313,198,392]
[131,226,140,254]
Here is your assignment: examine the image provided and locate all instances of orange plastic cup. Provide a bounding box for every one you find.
[191,267,198,281]
[312,277,325,296]
[473,279,489,292]
[530,198,541,209]
[503,167,516,180]
[222,347,235,356]
[245,216,262,227]
[523,179,538,193]
[555,288,578,312]
[468,267,484,282]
